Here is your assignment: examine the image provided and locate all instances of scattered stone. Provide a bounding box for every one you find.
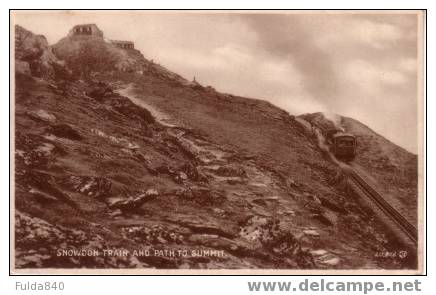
[303,229,320,237]
[108,209,122,217]
[174,171,188,183]
[283,210,296,216]
[34,142,55,156]
[212,208,225,215]
[310,249,328,256]
[240,217,315,268]
[145,188,159,197]
[176,186,224,205]
[180,163,200,181]
[321,257,340,266]
[215,165,246,178]
[14,210,144,268]
[286,178,300,188]
[86,82,113,100]
[121,225,182,245]
[108,189,159,212]
[305,193,321,204]
[27,109,56,123]
[63,176,112,200]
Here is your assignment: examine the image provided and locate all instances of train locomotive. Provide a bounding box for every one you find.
[324,128,357,161]
[298,113,357,162]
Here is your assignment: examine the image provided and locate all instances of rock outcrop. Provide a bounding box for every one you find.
[15,25,65,79]
[52,24,149,78]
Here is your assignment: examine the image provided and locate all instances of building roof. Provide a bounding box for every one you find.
[72,23,98,27]
[110,40,134,44]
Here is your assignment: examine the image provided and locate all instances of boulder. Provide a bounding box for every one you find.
[174,171,188,183]
[311,213,334,226]
[215,165,246,178]
[16,60,31,76]
[310,249,328,256]
[46,124,83,141]
[27,109,56,123]
[120,224,183,245]
[15,25,63,80]
[108,189,159,212]
[320,256,340,266]
[108,96,155,124]
[86,82,113,100]
[176,186,225,205]
[240,217,315,267]
[63,175,112,199]
[304,192,322,204]
[303,229,320,237]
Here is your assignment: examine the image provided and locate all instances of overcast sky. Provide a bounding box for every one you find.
[13,11,421,153]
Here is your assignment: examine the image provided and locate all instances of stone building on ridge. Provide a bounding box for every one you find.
[110,40,135,50]
[68,24,104,38]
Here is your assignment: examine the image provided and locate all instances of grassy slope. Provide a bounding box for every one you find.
[102,72,338,197]
[342,117,418,226]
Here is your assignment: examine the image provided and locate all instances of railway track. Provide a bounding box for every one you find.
[347,170,417,245]
[304,119,418,246]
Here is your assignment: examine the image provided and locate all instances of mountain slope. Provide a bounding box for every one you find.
[300,112,418,226]
[343,117,418,226]
[13,25,416,270]
[15,25,64,79]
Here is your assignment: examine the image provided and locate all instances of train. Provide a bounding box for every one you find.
[298,113,357,162]
[324,128,357,161]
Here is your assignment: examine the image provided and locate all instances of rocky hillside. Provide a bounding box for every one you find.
[13,25,416,270]
[15,25,65,80]
[300,112,418,227]
[52,27,148,77]
[342,117,418,226]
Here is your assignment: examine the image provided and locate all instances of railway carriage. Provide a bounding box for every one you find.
[330,133,356,161]
[321,128,356,161]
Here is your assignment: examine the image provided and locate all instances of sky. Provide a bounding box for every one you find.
[13,11,422,153]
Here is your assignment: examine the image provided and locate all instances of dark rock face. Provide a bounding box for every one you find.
[47,124,83,141]
[86,82,114,100]
[108,95,155,124]
[15,25,64,80]
[176,186,225,205]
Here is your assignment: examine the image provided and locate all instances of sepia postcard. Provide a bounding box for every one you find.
[10,10,425,275]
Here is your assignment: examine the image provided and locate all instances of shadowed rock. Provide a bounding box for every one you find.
[108,189,159,212]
